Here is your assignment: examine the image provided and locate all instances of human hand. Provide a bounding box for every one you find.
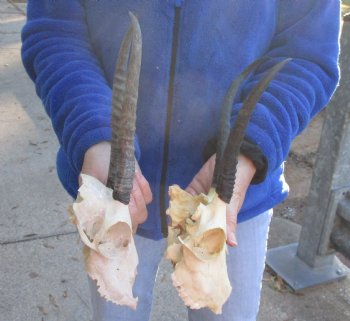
[186,154,256,247]
[81,141,152,233]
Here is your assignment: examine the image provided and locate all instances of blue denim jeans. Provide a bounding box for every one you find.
[89,210,272,321]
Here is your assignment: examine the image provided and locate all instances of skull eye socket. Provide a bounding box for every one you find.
[195,228,226,257]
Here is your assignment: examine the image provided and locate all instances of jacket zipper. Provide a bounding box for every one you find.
[159,6,181,238]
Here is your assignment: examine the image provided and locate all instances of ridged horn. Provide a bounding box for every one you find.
[216,58,291,204]
[107,21,133,189]
[212,57,268,188]
[107,12,142,204]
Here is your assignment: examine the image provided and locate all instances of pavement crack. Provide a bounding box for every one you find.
[73,289,90,310]
[6,0,26,16]
[0,31,20,34]
[0,230,78,245]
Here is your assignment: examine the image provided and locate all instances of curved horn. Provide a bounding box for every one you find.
[216,58,291,204]
[212,57,268,188]
[107,12,142,204]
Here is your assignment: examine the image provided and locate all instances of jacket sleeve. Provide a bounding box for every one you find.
[21,1,134,174]
[231,0,341,176]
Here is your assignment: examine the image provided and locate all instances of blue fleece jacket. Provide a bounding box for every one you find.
[21,0,340,240]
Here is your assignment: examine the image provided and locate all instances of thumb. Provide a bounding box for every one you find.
[226,194,243,247]
[224,155,256,246]
[186,155,216,196]
[226,211,238,247]
[135,161,153,204]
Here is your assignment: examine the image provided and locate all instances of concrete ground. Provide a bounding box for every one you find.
[0,1,349,320]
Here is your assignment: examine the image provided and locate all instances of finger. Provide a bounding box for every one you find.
[135,162,153,204]
[129,193,139,234]
[224,155,255,247]
[129,179,148,227]
[185,186,198,196]
[226,207,238,247]
[226,194,243,247]
[186,155,216,195]
[186,175,208,195]
[132,222,138,235]
[135,171,153,204]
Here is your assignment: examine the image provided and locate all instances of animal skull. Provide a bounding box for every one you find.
[67,12,143,309]
[70,174,138,309]
[165,57,290,314]
[166,185,232,314]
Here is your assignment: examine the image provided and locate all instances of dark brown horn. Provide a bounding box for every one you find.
[212,57,268,188]
[107,23,133,190]
[107,12,142,204]
[216,58,291,204]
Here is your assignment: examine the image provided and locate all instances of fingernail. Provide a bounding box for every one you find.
[185,187,196,196]
[227,233,237,247]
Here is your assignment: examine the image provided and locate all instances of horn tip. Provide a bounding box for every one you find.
[128,11,139,25]
[128,11,142,39]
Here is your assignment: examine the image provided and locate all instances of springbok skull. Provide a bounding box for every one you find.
[69,12,142,309]
[166,185,231,314]
[166,58,291,314]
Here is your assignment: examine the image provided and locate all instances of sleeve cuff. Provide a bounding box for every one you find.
[203,136,268,185]
[240,138,268,184]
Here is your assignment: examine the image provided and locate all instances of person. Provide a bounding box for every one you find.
[21,1,341,320]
